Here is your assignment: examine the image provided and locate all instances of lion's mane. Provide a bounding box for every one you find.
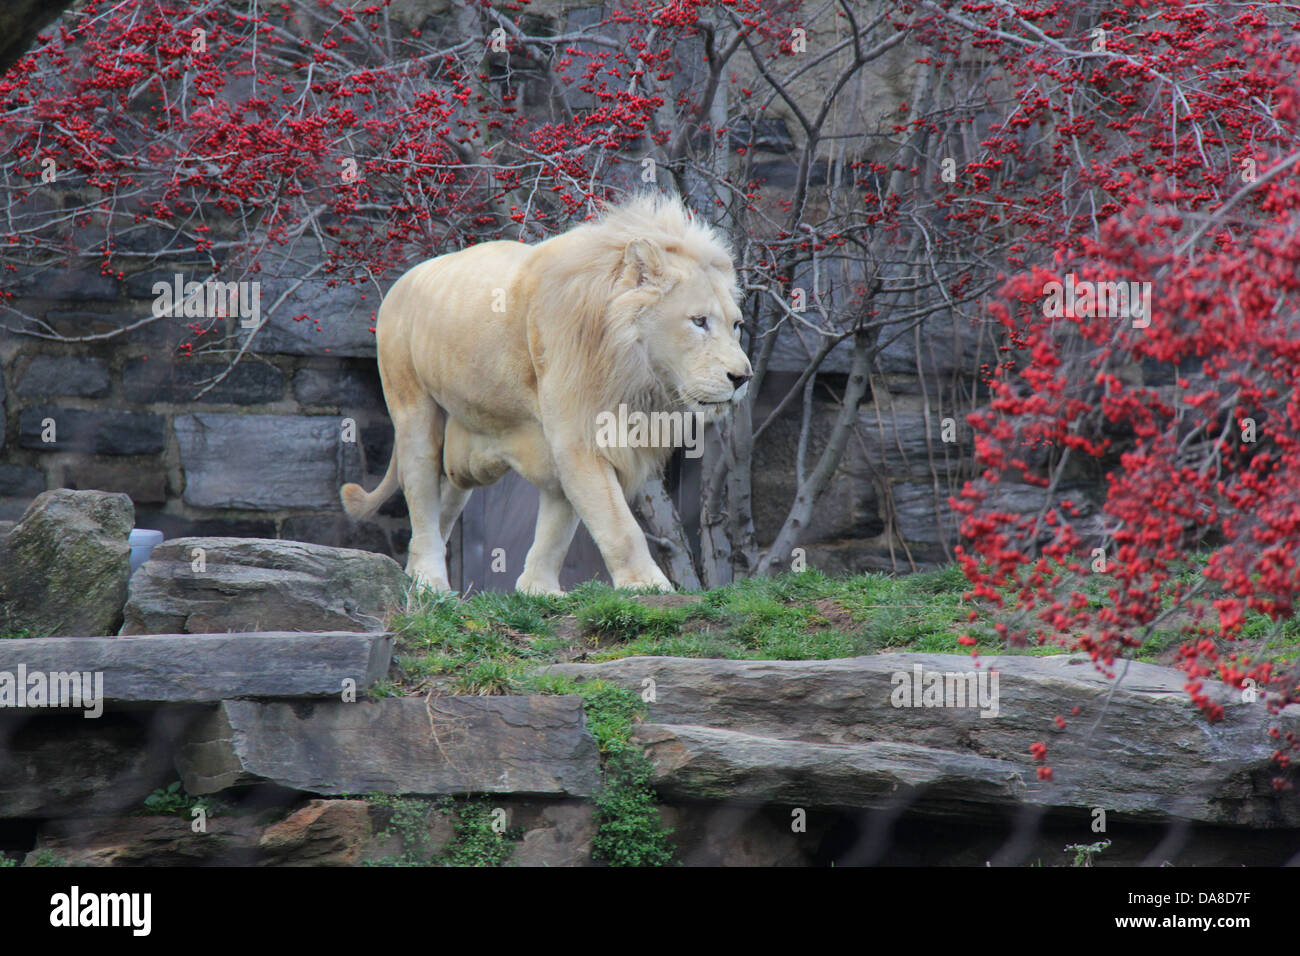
[518,194,737,493]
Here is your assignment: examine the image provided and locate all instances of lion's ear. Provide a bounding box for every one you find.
[621,238,667,287]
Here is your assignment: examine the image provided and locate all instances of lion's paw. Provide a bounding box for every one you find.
[406,565,454,596]
[614,568,673,593]
[516,574,566,597]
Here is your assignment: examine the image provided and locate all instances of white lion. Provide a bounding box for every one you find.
[340,194,752,594]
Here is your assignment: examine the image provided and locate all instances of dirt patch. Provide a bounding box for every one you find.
[630,593,705,610]
[551,615,583,646]
[810,598,858,632]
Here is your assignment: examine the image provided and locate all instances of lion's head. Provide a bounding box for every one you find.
[525,194,753,489]
[617,233,752,416]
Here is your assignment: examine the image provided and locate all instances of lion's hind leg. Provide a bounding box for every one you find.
[515,487,580,596]
[395,400,454,593]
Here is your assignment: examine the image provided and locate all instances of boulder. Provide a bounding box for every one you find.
[258,799,375,866]
[0,489,132,636]
[544,654,1300,827]
[120,537,406,634]
[176,696,602,799]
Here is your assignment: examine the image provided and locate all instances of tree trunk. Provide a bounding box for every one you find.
[725,395,759,579]
[633,476,702,590]
[758,325,873,575]
[697,424,733,588]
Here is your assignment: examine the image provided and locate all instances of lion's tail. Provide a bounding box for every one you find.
[340,443,400,522]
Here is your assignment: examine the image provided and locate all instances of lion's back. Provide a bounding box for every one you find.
[379,240,530,330]
[376,239,539,424]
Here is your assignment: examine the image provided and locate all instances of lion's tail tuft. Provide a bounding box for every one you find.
[340,444,400,521]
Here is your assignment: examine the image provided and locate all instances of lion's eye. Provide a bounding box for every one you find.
[691,315,708,329]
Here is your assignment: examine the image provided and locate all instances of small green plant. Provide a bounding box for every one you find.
[1065,839,1111,867]
[27,849,66,867]
[364,795,516,866]
[365,794,438,866]
[366,678,403,699]
[591,750,675,866]
[454,658,520,696]
[571,680,676,866]
[0,610,49,640]
[140,781,215,818]
[439,799,515,867]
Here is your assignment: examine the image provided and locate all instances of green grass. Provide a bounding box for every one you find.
[576,594,688,645]
[388,568,988,694]
[388,560,1300,692]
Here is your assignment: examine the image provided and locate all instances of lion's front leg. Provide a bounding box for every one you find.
[552,444,672,592]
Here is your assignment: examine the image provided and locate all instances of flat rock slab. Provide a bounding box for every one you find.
[547,654,1300,826]
[0,632,392,707]
[120,537,406,634]
[177,696,601,799]
[28,815,265,867]
[634,723,1030,814]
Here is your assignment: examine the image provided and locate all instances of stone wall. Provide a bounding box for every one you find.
[5,633,1298,867]
[0,305,413,561]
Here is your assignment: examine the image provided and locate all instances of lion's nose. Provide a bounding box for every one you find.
[728,371,752,389]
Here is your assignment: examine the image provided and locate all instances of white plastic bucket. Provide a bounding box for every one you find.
[128,529,165,575]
